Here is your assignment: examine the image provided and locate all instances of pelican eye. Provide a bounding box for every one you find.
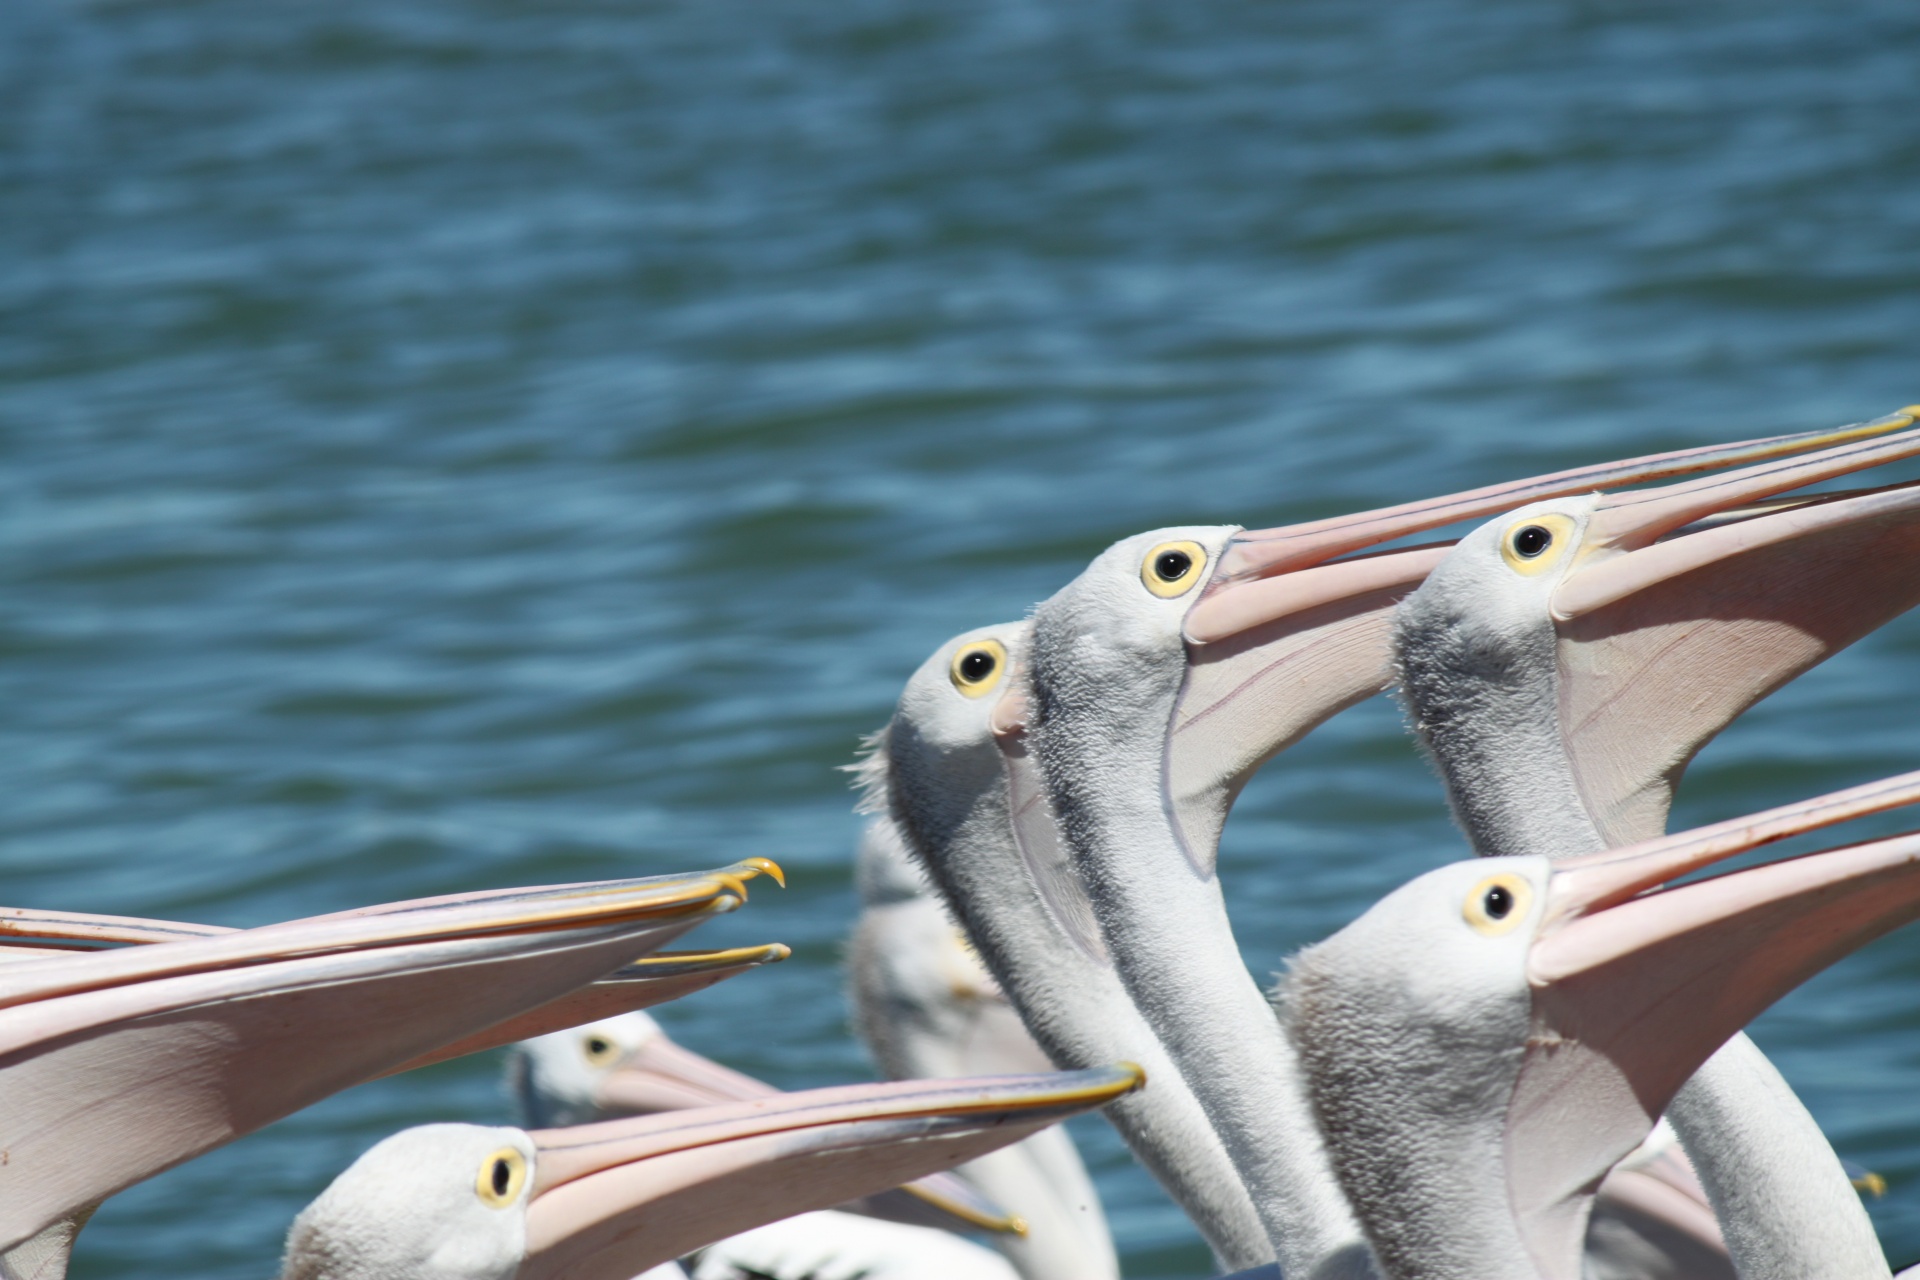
[1498,513,1577,576]
[581,1033,620,1068]
[949,639,1008,698]
[1463,872,1532,937]
[475,1147,529,1209]
[1511,525,1552,558]
[1140,540,1208,599]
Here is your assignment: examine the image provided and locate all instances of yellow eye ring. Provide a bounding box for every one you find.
[1141,541,1208,598]
[580,1032,621,1069]
[476,1147,529,1209]
[1498,513,1577,576]
[1462,872,1533,937]
[950,639,1007,698]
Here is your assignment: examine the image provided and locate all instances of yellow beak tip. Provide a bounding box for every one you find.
[742,857,787,888]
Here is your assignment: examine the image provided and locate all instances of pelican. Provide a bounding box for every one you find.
[278,1066,1144,1280]
[0,861,774,1270]
[1391,436,1920,1277]
[1014,408,1920,1273]
[1282,771,1920,1280]
[879,619,1272,1269]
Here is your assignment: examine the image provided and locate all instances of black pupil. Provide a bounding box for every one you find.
[1484,885,1513,920]
[1512,525,1552,558]
[492,1159,511,1196]
[1154,550,1192,581]
[587,1037,610,1056]
[959,650,996,683]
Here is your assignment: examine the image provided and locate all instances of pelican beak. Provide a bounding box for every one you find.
[1502,771,1920,1268]
[0,863,769,1253]
[1212,405,1920,584]
[1539,428,1920,843]
[0,893,793,1073]
[1185,404,1920,647]
[596,1023,782,1113]
[518,1065,1145,1280]
[384,944,794,1077]
[587,1014,1026,1236]
[1164,407,1920,860]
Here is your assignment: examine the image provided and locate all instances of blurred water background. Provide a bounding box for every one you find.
[3,1,1919,1274]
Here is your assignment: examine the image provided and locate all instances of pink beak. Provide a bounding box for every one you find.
[386,943,794,1075]
[516,1065,1146,1280]
[1212,403,1920,584]
[1163,407,1920,856]
[0,861,777,1252]
[583,1015,1022,1235]
[1540,448,1920,845]
[1501,771,1920,1270]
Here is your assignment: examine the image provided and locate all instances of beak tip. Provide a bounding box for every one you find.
[744,857,786,889]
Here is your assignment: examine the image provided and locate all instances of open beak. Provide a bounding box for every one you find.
[0,897,794,1075]
[517,1065,1145,1280]
[1502,771,1920,1269]
[0,862,773,1252]
[1165,407,1920,858]
[1540,435,1920,844]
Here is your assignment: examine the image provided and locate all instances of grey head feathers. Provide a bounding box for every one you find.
[1391,496,1607,861]
[1282,859,1547,1280]
[1027,527,1240,881]
[883,624,1024,875]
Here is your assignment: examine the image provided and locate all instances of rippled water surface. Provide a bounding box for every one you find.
[4,1,1919,1274]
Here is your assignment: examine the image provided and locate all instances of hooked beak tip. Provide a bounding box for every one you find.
[742,858,786,889]
[713,859,786,899]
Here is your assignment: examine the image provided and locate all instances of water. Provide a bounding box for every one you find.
[2,0,1917,1274]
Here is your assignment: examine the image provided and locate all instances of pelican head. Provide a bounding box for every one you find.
[1395,425,1920,858]
[508,1012,776,1130]
[281,1067,1145,1280]
[1286,771,1920,1280]
[885,621,1029,850]
[285,1125,537,1280]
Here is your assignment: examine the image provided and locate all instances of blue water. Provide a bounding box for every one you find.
[3,1,1918,1274]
